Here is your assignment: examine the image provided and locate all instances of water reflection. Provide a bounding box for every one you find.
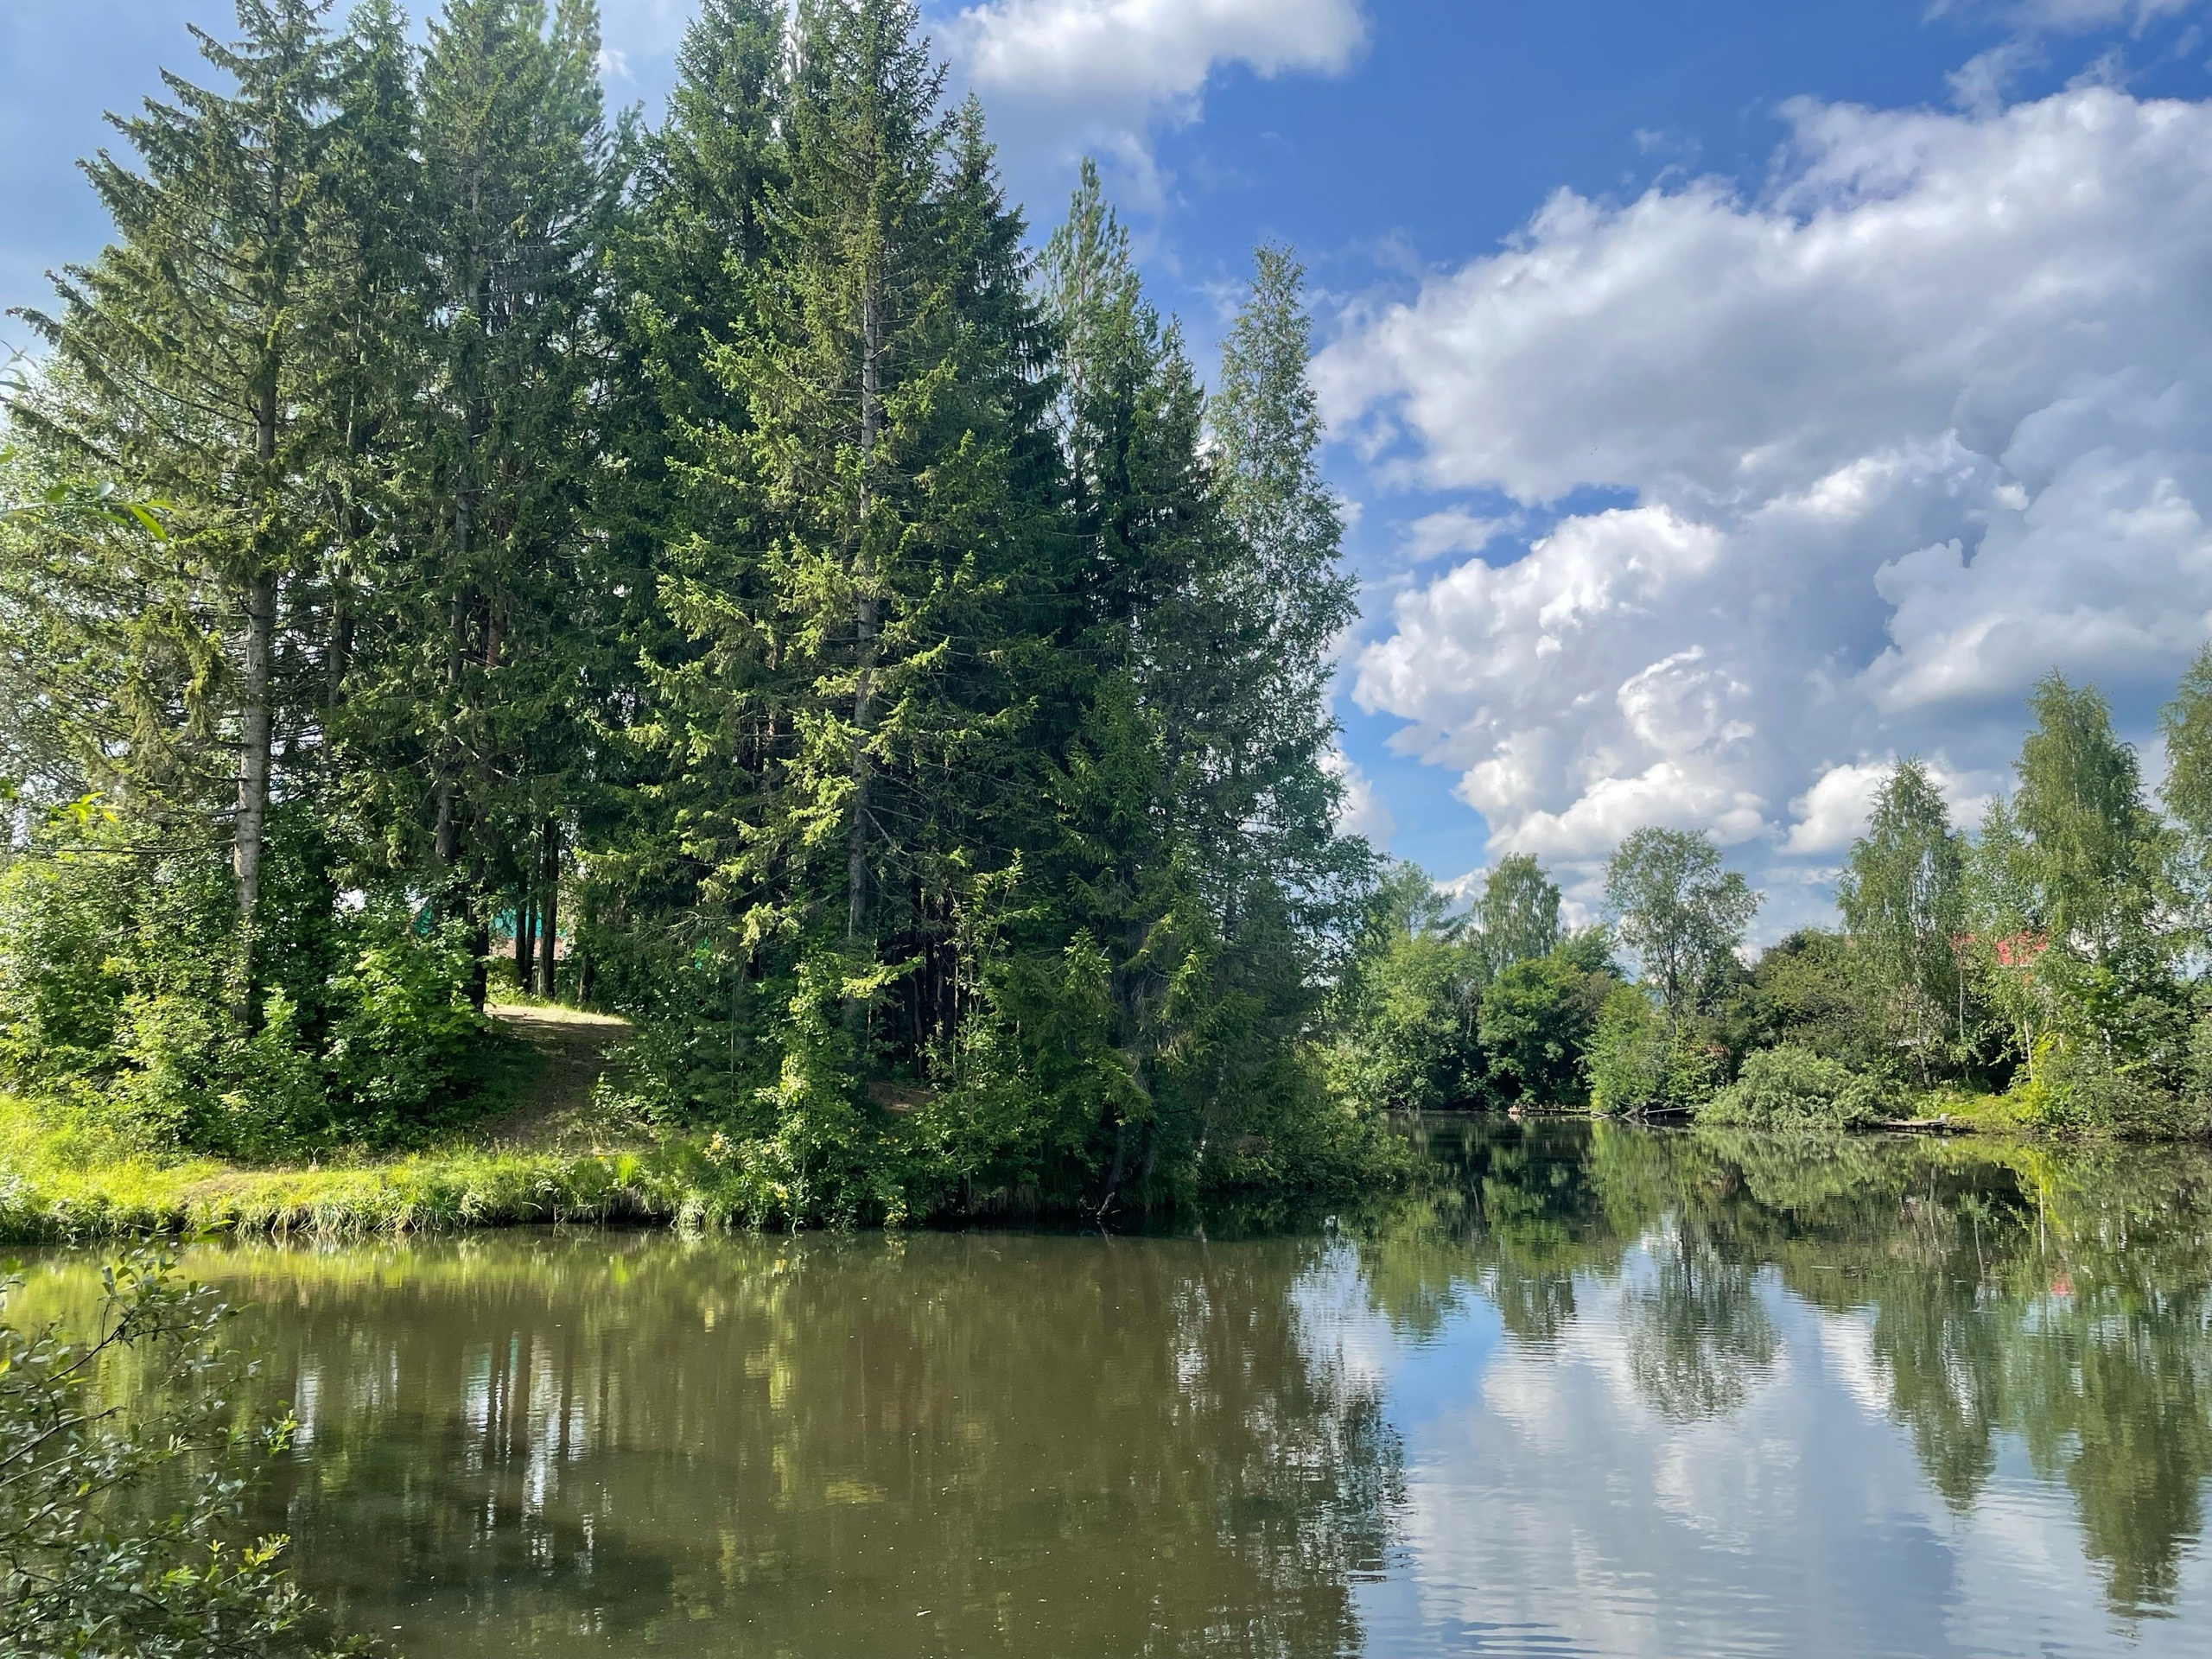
[1372,1120,2212,1630]
[134,1234,1398,1658]
[11,1122,2212,1656]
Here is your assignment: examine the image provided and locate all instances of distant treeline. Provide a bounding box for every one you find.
[1339,663,2212,1138]
[0,0,1383,1217]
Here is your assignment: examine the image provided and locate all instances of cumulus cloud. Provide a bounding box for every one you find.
[944,0,1367,204]
[1322,86,2212,917]
[1781,760,1994,856]
[1324,747,1395,845]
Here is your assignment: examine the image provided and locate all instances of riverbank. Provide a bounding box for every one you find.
[0,1005,1407,1243]
[0,1116,683,1242]
[0,1005,718,1243]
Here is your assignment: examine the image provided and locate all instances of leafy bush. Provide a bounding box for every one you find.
[1719,930,1886,1073]
[323,902,493,1139]
[1478,949,1615,1108]
[1587,988,1728,1115]
[0,804,498,1155]
[1587,987,1670,1115]
[1325,933,1484,1114]
[0,1251,371,1657]
[1698,1044,1896,1129]
[2015,1035,2199,1138]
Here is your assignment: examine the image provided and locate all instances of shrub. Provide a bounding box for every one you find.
[1325,931,1485,1114]
[0,1251,371,1656]
[0,804,502,1155]
[322,902,492,1137]
[1587,987,1669,1115]
[2017,1035,2198,1138]
[1699,1044,1895,1129]
[1586,988,1728,1115]
[1479,950,1614,1108]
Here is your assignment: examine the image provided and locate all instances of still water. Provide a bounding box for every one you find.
[25,1120,2212,1656]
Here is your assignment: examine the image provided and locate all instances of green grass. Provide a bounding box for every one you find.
[0,1094,764,1243]
[1900,1088,2037,1134]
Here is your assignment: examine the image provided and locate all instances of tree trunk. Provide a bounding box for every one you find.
[233,355,283,1023]
[327,588,353,713]
[1097,1117,1128,1217]
[577,885,597,1009]
[515,887,535,993]
[233,565,278,1019]
[537,817,559,1001]
[435,583,467,868]
[847,281,881,951]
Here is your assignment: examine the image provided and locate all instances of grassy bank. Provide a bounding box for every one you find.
[0,1096,738,1243]
[0,1005,1408,1242]
[0,1006,725,1243]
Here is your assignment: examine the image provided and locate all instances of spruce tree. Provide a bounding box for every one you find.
[1033,162,1231,1185]
[390,0,614,1002]
[1203,245,1363,927]
[21,0,344,999]
[313,0,421,730]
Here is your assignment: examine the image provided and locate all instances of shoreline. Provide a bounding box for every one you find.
[6,1098,2199,1248]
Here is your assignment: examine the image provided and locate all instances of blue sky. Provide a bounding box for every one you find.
[10,1,2212,931]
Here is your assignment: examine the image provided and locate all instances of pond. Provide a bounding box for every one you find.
[17,1120,2212,1656]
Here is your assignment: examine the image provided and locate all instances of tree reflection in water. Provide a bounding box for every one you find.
[1364,1117,2212,1621]
[14,1122,2212,1650]
[44,1232,1408,1659]
[1623,1230,1777,1423]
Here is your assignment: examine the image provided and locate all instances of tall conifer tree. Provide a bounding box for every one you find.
[396,0,613,1001]
[23,0,344,1000]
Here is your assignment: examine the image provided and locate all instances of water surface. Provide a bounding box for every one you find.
[18,1121,2212,1656]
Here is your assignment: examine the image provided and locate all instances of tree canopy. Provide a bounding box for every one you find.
[0,0,1379,1216]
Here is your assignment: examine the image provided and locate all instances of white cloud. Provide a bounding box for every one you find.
[1403,507,1510,563]
[1324,747,1395,845]
[1782,763,1893,857]
[1323,86,2212,917]
[1929,0,2204,29]
[1948,42,2041,116]
[1783,759,1998,856]
[944,0,1367,205]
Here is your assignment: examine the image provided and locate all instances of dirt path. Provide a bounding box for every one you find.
[480,1003,637,1150]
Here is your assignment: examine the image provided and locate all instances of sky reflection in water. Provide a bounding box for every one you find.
[17,1120,2212,1657]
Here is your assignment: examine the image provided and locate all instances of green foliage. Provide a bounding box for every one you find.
[1478,947,1614,1109]
[1465,854,1565,982]
[0,0,1396,1212]
[1699,1044,1895,1129]
[2011,1031,2199,1139]
[0,804,493,1155]
[321,902,497,1135]
[1324,864,1484,1114]
[1586,985,1727,1116]
[1586,986,1668,1116]
[0,1250,365,1657]
[1604,828,1759,1017]
[2012,673,2165,963]
[1838,758,1967,1077]
[1721,929,1885,1073]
